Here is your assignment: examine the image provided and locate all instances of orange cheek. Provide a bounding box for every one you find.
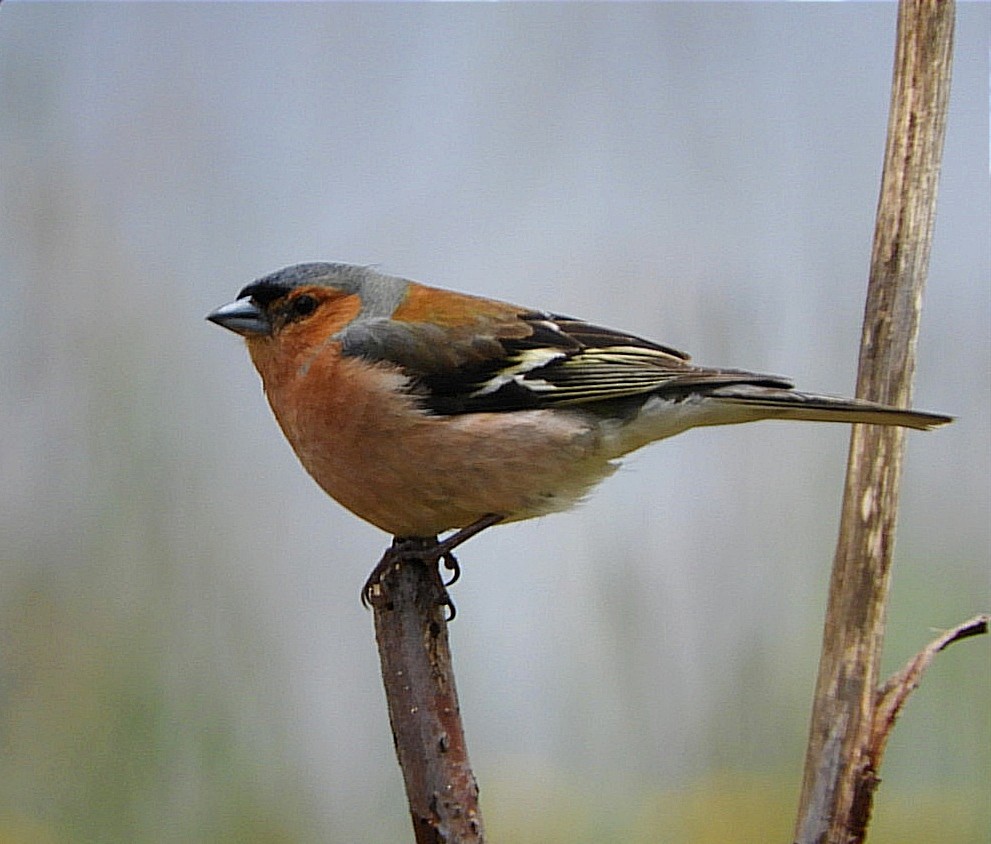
[246,293,361,387]
[306,292,363,336]
[278,293,362,354]
[330,293,363,328]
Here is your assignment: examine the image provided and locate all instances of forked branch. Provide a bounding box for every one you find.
[794,2,972,843]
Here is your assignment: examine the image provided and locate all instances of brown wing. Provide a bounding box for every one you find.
[338,310,791,415]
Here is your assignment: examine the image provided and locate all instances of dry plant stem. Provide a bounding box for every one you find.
[794,2,955,843]
[870,614,989,766]
[372,545,484,844]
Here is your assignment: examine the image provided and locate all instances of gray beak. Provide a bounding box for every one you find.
[206,298,272,336]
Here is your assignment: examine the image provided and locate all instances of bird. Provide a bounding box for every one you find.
[207,262,951,606]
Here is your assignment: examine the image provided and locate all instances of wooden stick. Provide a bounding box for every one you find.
[794,2,956,842]
[372,543,485,843]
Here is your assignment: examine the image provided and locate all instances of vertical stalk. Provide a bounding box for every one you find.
[794,2,955,842]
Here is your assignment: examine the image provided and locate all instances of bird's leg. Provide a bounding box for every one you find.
[361,514,504,616]
[435,513,505,586]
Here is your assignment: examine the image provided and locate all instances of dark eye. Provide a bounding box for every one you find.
[290,294,318,318]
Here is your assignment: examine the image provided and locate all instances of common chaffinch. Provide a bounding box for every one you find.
[207,262,950,599]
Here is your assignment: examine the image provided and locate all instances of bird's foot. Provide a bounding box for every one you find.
[360,514,504,619]
[361,536,458,619]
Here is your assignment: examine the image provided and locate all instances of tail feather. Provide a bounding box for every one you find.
[708,385,952,431]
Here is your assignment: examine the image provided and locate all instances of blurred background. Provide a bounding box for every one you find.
[1,4,988,842]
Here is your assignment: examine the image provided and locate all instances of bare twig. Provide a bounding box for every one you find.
[794,2,957,843]
[372,543,484,843]
[870,614,989,764]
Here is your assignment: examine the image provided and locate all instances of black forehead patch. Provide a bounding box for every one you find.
[235,263,368,306]
[237,279,295,306]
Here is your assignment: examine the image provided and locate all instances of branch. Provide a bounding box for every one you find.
[794,2,956,843]
[869,614,989,765]
[371,543,485,843]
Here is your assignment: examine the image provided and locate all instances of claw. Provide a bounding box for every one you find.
[361,546,401,608]
[442,552,461,586]
[441,591,457,622]
[359,514,505,616]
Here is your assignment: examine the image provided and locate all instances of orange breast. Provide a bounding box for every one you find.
[247,334,610,536]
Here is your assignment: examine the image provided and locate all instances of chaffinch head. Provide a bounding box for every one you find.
[208,262,950,547]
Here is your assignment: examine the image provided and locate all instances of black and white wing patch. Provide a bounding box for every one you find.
[418,313,791,415]
[337,307,791,415]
